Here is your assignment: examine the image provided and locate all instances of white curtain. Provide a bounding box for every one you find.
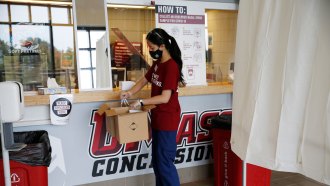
[231,0,330,184]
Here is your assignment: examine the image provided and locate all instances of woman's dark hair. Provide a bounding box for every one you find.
[146,28,186,86]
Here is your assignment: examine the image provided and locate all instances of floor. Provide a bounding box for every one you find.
[181,171,328,186]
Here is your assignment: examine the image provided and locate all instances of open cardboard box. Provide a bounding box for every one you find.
[97,103,155,144]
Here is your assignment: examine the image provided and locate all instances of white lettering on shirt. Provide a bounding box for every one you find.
[151,73,162,87]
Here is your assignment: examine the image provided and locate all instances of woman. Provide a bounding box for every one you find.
[121,28,185,186]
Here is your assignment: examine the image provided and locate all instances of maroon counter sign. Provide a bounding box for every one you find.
[51,97,72,117]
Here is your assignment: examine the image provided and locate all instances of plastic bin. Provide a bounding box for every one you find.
[0,130,51,186]
[210,111,271,186]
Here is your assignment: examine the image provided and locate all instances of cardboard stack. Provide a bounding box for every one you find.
[97,103,154,144]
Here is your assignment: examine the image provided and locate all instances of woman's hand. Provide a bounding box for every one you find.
[130,100,141,110]
[120,91,132,99]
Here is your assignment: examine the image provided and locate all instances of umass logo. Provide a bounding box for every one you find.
[87,108,231,177]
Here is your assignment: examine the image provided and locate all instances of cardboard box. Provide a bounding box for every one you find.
[101,105,155,144]
[97,103,111,115]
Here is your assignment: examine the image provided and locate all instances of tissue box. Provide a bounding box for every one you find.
[98,103,155,144]
[38,87,67,95]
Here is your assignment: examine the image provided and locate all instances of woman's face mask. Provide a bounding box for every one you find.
[149,48,163,59]
[147,40,163,60]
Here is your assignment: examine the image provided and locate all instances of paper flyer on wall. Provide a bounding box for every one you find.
[155,0,207,86]
[50,94,73,125]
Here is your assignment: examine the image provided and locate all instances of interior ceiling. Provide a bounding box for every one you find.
[40,0,71,1]
[3,0,73,3]
[29,0,238,3]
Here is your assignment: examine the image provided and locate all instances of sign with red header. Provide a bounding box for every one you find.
[156,0,207,86]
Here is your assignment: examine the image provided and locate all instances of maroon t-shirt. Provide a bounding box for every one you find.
[145,59,181,131]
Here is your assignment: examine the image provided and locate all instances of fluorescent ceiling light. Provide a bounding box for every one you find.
[107,4,154,9]
[1,0,72,5]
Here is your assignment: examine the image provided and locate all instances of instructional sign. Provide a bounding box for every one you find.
[155,0,207,86]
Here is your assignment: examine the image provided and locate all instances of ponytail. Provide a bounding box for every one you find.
[146,28,186,86]
[168,36,185,86]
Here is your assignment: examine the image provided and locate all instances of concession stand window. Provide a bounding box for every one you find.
[0,1,237,93]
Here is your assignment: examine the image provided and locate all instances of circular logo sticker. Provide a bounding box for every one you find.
[52,98,72,117]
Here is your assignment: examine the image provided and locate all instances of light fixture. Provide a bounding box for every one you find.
[107,4,155,9]
[107,4,146,9]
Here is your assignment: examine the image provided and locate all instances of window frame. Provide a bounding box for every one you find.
[0,2,76,91]
[76,26,106,89]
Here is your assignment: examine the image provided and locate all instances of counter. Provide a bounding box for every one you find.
[16,83,232,127]
[14,83,233,186]
[24,82,233,106]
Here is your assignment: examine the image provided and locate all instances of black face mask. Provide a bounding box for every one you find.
[149,49,163,60]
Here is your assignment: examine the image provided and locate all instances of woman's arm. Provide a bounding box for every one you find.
[143,90,171,105]
[130,89,172,108]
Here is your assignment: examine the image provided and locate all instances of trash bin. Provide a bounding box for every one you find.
[0,130,52,186]
[210,111,271,186]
